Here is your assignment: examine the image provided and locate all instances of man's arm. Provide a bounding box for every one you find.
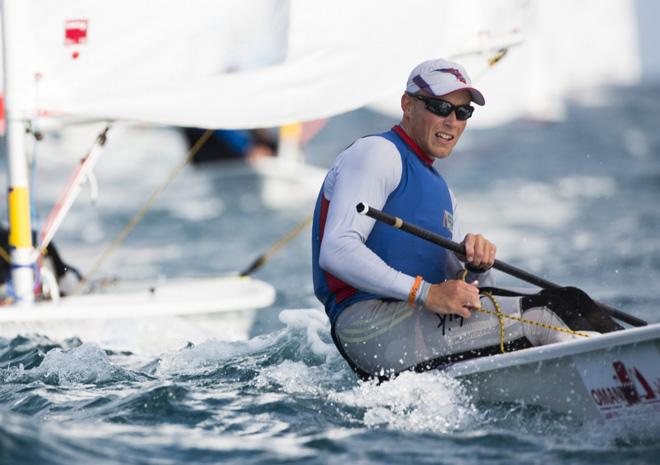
[319,136,417,301]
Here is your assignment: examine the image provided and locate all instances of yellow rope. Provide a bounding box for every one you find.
[457,267,591,349]
[458,268,469,281]
[473,296,591,340]
[481,291,507,353]
[75,128,214,293]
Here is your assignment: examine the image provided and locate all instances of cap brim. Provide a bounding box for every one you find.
[466,88,485,106]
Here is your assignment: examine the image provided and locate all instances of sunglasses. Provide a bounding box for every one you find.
[409,93,474,121]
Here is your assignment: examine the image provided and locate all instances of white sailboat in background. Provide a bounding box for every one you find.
[0,0,292,351]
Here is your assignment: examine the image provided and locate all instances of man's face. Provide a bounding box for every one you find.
[401,89,471,159]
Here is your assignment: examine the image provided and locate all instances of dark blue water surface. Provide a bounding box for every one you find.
[1,85,659,464]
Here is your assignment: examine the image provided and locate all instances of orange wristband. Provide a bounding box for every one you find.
[408,275,423,307]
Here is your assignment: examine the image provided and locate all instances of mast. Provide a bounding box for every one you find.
[2,0,35,303]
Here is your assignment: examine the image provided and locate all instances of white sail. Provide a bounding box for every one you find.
[1,0,526,129]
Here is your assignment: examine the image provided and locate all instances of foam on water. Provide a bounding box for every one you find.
[159,309,345,384]
[331,371,480,433]
[3,343,142,386]
[256,310,480,434]
[157,334,278,375]
[255,360,340,396]
[35,343,137,385]
[277,308,338,359]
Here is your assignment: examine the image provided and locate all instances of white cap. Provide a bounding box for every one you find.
[406,58,485,106]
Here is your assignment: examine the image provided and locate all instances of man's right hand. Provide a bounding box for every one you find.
[424,280,480,318]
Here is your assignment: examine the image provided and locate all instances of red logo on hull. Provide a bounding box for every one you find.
[590,360,659,408]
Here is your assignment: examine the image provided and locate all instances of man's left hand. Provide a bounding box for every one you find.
[457,233,496,270]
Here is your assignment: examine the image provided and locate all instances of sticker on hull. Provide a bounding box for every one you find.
[574,343,660,420]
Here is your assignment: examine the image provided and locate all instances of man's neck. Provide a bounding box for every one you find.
[393,124,434,166]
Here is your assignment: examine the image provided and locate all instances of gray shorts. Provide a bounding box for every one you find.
[333,295,526,379]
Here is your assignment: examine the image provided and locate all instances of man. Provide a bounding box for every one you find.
[312,58,621,381]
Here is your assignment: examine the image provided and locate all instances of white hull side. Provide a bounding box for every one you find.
[0,276,276,355]
[446,323,660,424]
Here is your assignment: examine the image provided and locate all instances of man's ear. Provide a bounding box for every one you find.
[401,93,412,117]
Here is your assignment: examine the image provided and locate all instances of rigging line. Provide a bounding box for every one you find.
[35,124,111,261]
[30,74,45,280]
[27,121,44,289]
[75,128,214,294]
[239,213,313,276]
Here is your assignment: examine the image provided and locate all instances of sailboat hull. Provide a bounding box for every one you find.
[0,276,275,354]
[445,323,660,424]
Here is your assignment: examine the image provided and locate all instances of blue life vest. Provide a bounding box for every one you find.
[312,127,453,324]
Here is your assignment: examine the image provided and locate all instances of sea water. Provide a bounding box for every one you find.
[1,84,659,464]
